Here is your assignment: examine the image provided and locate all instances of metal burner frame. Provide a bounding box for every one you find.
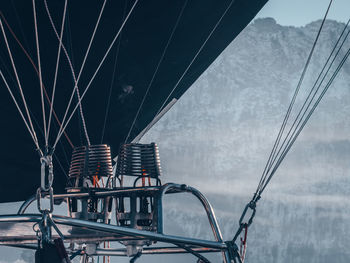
[0,183,242,263]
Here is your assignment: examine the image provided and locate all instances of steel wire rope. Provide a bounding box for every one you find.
[151,0,236,123]
[0,57,71,176]
[46,0,68,148]
[124,0,189,143]
[32,0,47,149]
[0,18,40,152]
[0,70,38,147]
[131,0,236,144]
[100,0,129,144]
[260,33,350,195]
[228,28,350,263]
[230,1,339,255]
[256,0,334,194]
[0,10,74,148]
[53,0,140,150]
[260,18,350,192]
[44,0,99,146]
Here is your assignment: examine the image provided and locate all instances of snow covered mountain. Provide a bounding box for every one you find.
[141,18,350,263]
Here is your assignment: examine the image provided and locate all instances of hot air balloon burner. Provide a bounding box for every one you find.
[115,143,162,187]
[66,144,113,223]
[114,143,163,255]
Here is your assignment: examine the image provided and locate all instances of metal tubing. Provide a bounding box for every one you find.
[17,195,36,214]
[12,184,232,261]
[0,236,142,245]
[94,247,220,256]
[6,244,38,250]
[53,187,161,199]
[159,183,230,263]
[0,214,227,250]
[53,216,227,249]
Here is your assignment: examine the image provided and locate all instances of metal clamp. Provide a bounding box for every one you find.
[40,155,53,191]
[239,200,256,227]
[37,187,54,214]
[232,199,257,244]
[225,241,242,263]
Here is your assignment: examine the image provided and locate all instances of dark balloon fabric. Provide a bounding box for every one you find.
[0,0,267,202]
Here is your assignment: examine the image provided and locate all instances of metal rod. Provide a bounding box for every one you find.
[53,187,161,199]
[6,244,38,250]
[17,195,36,214]
[159,183,230,262]
[53,216,227,249]
[0,214,227,250]
[94,246,220,256]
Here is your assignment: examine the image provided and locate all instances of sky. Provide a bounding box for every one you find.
[256,0,348,26]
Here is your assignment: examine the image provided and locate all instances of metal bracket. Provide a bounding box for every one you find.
[239,200,256,228]
[37,187,54,214]
[225,241,242,263]
[40,155,53,191]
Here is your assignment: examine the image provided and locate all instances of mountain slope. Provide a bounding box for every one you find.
[142,18,350,262]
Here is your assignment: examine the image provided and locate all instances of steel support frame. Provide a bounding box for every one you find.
[11,183,235,262]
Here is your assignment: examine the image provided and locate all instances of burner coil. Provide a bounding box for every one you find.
[68,144,113,186]
[116,143,162,178]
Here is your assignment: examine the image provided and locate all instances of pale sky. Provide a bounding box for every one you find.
[256,0,349,26]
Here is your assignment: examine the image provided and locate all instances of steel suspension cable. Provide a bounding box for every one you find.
[261,19,350,188]
[32,0,47,149]
[47,0,68,148]
[1,49,74,166]
[260,37,350,194]
[101,0,128,144]
[1,68,69,178]
[0,18,40,151]
[44,0,93,146]
[231,2,339,257]
[256,0,333,194]
[153,0,236,120]
[0,70,39,149]
[124,0,189,143]
[53,0,140,150]
[0,10,74,148]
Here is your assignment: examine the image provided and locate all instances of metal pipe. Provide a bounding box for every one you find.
[53,187,161,199]
[159,183,230,263]
[94,247,220,256]
[17,195,36,214]
[0,214,227,249]
[6,244,38,250]
[53,216,227,249]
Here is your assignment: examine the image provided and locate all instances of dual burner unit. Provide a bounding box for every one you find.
[67,143,163,255]
[0,143,236,262]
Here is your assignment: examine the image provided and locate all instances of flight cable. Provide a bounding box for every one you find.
[257,0,334,194]
[260,18,350,194]
[0,70,39,149]
[231,1,337,260]
[32,0,47,149]
[0,18,41,153]
[44,0,95,146]
[0,10,74,148]
[101,0,128,144]
[263,41,350,194]
[154,0,236,119]
[124,0,189,143]
[53,0,140,150]
[47,0,67,148]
